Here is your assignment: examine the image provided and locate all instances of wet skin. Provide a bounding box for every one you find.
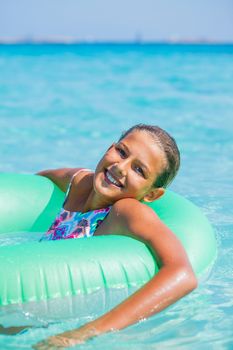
[33,130,198,349]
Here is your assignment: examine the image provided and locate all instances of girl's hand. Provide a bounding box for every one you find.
[32,324,98,349]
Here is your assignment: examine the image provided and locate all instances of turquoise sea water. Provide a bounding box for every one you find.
[0,44,233,349]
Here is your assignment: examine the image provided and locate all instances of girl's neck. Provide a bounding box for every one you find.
[83,188,112,212]
[82,174,112,212]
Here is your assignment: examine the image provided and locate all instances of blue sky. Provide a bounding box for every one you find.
[0,0,233,42]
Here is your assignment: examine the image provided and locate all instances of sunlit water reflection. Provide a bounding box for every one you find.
[0,43,232,349]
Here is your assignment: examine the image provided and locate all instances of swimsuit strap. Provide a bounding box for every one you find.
[63,168,92,207]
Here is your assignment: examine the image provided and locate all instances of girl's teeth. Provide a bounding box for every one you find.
[106,171,121,187]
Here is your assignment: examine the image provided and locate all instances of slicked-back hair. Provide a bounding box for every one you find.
[119,124,180,188]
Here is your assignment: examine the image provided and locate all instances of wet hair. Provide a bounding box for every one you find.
[119,124,180,188]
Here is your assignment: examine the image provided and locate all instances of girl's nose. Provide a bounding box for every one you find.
[113,160,128,177]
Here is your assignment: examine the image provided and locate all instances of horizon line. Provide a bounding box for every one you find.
[0,38,233,45]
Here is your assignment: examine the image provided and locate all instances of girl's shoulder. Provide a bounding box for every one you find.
[71,168,93,186]
[108,198,161,238]
[67,168,93,199]
[108,198,179,251]
[112,197,156,218]
[37,167,91,193]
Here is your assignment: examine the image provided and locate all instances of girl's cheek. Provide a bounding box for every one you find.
[105,152,118,163]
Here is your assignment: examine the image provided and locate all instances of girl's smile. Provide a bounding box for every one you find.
[104,168,124,188]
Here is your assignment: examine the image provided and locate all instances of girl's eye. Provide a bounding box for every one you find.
[135,166,145,177]
[116,147,127,158]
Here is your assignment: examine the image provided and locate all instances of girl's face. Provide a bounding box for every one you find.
[94,130,165,203]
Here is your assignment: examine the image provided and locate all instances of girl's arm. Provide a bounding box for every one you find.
[36,168,84,193]
[91,199,198,330]
[33,198,198,349]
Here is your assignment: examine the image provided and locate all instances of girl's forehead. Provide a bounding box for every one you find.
[120,131,165,168]
[121,130,157,148]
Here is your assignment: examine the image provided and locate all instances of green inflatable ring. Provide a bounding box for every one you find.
[0,173,217,311]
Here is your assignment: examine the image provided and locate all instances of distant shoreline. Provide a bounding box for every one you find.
[0,38,233,45]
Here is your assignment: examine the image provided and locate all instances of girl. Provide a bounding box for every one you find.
[33,124,197,349]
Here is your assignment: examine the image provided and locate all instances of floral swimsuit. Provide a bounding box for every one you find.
[40,169,111,241]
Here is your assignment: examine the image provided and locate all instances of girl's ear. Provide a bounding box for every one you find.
[143,187,165,203]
